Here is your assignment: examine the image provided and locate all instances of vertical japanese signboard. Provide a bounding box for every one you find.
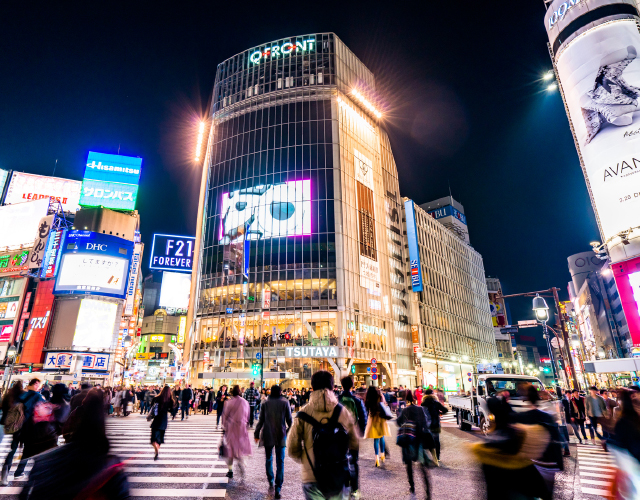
[404,200,424,292]
[28,215,55,270]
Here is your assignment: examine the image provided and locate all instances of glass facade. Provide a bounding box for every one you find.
[191,33,411,388]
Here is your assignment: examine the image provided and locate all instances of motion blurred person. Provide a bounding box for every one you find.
[421,388,448,463]
[181,384,193,420]
[222,385,252,478]
[216,385,228,429]
[243,381,260,427]
[364,386,392,467]
[11,379,44,479]
[569,389,588,444]
[586,386,607,448]
[150,386,173,461]
[339,376,367,498]
[1,381,23,485]
[254,385,292,499]
[19,390,129,500]
[70,383,91,412]
[612,389,640,462]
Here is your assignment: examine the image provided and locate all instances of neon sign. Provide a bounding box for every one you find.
[249,39,315,65]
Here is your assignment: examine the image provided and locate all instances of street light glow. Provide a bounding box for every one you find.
[351,89,382,118]
[547,83,558,92]
[543,71,554,81]
[195,121,205,161]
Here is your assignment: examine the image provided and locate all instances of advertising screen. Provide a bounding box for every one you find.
[72,298,118,350]
[404,200,424,292]
[4,172,82,213]
[0,198,49,249]
[79,179,139,211]
[149,234,195,273]
[555,18,640,241]
[219,179,311,243]
[21,280,55,364]
[159,271,191,310]
[354,149,380,290]
[613,255,640,346]
[54,231,134,299]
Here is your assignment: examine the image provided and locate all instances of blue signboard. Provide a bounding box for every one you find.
[43,351,110,372]
[427,204,467,225]
[84,152,142,185]
[149,234,195,273]
[54,231,134,299]
[404,200,424,292]
[79,179,139,211]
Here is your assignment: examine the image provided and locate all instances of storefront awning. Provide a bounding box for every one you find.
[584,358,640,374]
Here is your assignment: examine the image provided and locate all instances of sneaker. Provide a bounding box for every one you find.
[268,482,274,491]
[154,452,158,461]
[409,486,415,494]
[226,470,233,478]
[563,450,571,457]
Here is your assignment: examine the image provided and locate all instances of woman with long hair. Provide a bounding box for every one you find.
[221,385,252,478]
[150,386,173,461]
[364,386,392,467]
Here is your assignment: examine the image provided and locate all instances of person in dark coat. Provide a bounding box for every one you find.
[50,384,71,437]
[254,385,292,499]
[13,379,45,479]
[70,383,91,412]
[396,391,432,498]
[216,385,228,428]
[421,389,448,462]
[151,386,174,461]
[181,384,193,421]
[1,380,24,485]
[611,389,640,463]
[19,390,129,500]
[339,376,367,497]
[569,389,588,444]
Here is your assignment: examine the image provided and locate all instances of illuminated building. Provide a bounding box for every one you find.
[189,33,414,387]
[403,198,498,392]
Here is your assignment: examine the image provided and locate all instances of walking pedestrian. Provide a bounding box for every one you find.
[70,383,91,412]
[216,385,228,429]
[414,386,423,406]
[421,388,447,463]
[339,376,366,499]
[364,386,392,467]
[1,381,24,485]
[586,386,607,448]
[112,386,123,417]
[396,391,432,497]
[150,386,173,461]
[569,389,588,444]
[181,384,193,420]
[560,390,573,455]
[243,381,260,427]
[171,386,181,420]
[142,387,156,415]
[8,378,45,479]
[202,388,211,415]
[254,385,292,499]
[221,385,252,479]
[287,370,358,500]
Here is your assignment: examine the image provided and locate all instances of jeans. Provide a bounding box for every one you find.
[302,483,348,500]
[588,416,605,441]
[432,432,441,459]
[406,461,430,498]
[265,445,285,490]
[181,403,190,420]
[560,425,570,452]
[248,405,256,426]
[2,433,20,471]
[373,437,385,455]
[571,419,588,441]
[140,401,148,414]
[217,411,223,426]
[348,449,359,492]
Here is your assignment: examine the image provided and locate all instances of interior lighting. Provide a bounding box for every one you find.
[195,121,205,161]
[350,89,382,118]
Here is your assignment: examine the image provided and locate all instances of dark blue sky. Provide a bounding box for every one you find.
[0,1,600,343]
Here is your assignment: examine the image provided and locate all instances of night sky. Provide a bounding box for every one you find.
[0,2,599,351]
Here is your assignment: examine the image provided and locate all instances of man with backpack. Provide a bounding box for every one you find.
[339,376,367,499]
[288,371,359,500]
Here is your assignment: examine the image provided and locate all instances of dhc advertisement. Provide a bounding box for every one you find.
[404,199,424,292]
[54,231,134,299]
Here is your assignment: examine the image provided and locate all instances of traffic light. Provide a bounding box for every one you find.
[252,362,262,377]
[351,365,356,374]
[28,365,32,373]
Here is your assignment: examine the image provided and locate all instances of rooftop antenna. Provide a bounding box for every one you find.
[52,159,58,177]
[448,179,452,203]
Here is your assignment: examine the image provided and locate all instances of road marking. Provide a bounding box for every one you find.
[581,487,613,497]
[124,467,229,473]
[129,489,226,497]
[127,477,229,483]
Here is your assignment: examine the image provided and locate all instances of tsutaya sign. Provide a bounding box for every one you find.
[249,39,316,65]
[285,346,337,358]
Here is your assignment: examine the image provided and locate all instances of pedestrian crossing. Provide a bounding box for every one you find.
[576,443,616,498]
[440,411,457,425]
[0,413,228,498]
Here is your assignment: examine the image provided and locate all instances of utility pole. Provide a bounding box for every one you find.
[551,287,579,390]
[427,336,441,388]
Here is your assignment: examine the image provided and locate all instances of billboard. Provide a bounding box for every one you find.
[0,198,49,250]
[354,149,380,290]
[41,229,65,279]
[404,200,424,292]
[219,180,311,244]
[124,243,142,316]
[72,298,118,350]
[27,215,55,270]
[43,351,110,372]
[21,280,56,364]
[613,255,640,346]
[54,231,134,299]
[149,234,195,273]
[79,152,142,211]
[0,169,9,199]
[4,172,82,213]
[159,271,191,310]
[552,14,640,242]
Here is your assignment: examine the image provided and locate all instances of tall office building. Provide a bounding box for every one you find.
[189,34,415,388]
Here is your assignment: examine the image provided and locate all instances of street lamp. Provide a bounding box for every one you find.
[533,294,549,321]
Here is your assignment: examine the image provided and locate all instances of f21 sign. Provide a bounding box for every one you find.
[149,234,195,273]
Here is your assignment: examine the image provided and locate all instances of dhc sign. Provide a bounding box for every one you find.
[250,39,316,65]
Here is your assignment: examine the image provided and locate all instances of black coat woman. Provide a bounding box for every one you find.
[150,386,173,461]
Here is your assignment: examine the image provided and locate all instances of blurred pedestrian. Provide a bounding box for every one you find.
[216,385,228,429]
[612,389,640,462]
[19,390,129,500]
[364,386,392,467]
[221,385,252,478]
[150,386,173,461]
[569,389,588,444]
[421,388,447,463]
[1,381,24,485]
[586,386,607,448]
[339,376,366,498]
[10,378,45,479]
[243,381,260,427]
[254,385,292,499]
[70,383,91,412]
[181,384,193,420]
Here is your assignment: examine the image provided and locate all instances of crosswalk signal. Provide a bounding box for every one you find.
[351,365,356,374]
[252,363,262,377]
[28,365,32,373]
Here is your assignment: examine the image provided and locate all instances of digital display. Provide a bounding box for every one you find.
[54,231,134,299]
[72,298,118,350]
[613,255,640,346]
[79,152,142,211]
[4,172,82,213]
[0,199,49,250]
[219,180,311,243]
[149,234,195,273]
[159,271,191,310]
[553,18,640,241]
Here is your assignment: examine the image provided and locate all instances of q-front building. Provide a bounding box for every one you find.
[188,33,417,389]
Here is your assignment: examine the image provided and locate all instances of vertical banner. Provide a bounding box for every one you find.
[612,255,640,346]
[354,149,380,290]
[404,200,424,292]
[124,243,142,316]
[28,215,55,270]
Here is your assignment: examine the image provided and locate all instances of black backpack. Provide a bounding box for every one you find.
[297,404,350,496]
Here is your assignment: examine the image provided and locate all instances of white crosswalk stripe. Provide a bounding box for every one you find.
[0,414,228,498]
[440,412,457,425]
[576,444,615,498]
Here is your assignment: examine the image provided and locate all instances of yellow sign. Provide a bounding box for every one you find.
[135,353,152,360]
[178,316,186,344]
[150,335,165,342]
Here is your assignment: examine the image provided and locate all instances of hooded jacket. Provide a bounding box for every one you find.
[287,389,359,484]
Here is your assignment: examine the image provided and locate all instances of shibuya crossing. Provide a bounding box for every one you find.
[187,33,497,389]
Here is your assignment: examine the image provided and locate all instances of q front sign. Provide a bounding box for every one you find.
[249,38,316,65]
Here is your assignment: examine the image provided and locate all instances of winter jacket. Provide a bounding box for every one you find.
[586,394,607,418]
[254,395,292,448]
[181,388,193,403]
[421,395,448,433]
[287,389,359,484]
[339,390,367,436]
[569,396,586,420]
[396,403,431,464]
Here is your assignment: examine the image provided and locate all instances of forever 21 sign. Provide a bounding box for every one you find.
[149,234,195,273]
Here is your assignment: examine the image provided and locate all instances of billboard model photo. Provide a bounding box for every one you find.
[4,172,82,213]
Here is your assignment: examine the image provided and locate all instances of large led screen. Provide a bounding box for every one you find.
[159,271,191,310]
[555,19,640,241]
[5,172,82,213]
[72,298,118,350]
[79,179,139,211]
[613,255,640,347]
[219,180,311,244]
[0,198,49,249]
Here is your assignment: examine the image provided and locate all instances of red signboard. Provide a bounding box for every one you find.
[21,280,56,364]
[0,326,13,342]
[613,256,640,347]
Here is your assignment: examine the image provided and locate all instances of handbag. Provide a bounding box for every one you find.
[381,402,393,420]
[146,403,158,422]
[219,433,227,458]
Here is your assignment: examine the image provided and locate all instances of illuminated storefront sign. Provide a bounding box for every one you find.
[178,315,186,343]
[124,243,142,316]
[0,325,13,342]
[79,179,138,211]
[285,346,337,358]
[21,280,55,364]
[249,38,315,65]
[43,351,110,371]
[0,198,49,250]
[41,229,65,278]
[150,234,195,273]
[150,335,165,342]
[347,321,387,336]
[0,250,29,274]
